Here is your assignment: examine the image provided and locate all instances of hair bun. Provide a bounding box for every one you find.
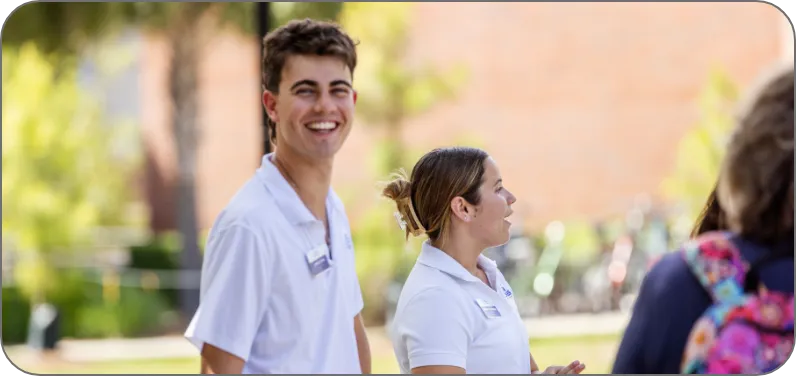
[382,169,425,238]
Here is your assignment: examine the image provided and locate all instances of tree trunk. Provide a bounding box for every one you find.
[169,6,203,321]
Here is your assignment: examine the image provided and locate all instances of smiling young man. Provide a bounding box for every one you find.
[184,19,371,374]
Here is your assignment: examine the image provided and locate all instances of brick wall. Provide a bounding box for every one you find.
[140,2,789,233]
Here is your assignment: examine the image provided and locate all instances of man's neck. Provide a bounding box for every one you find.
[272,149,333,221]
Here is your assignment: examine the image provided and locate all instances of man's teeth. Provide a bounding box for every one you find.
[307,122,336,130]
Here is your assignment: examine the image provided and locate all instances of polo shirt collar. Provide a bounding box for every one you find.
[417,241,499,283]
[255,153,337,225]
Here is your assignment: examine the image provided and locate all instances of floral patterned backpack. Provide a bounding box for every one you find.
[680,231,794,374]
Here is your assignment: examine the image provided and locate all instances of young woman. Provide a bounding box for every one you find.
[383,146,585,375]
[612,67,794,374]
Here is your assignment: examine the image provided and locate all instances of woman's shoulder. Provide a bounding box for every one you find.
[635,250,713,320]
[645,252,696,291]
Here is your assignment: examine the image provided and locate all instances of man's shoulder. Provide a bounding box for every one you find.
[210,177,282,236]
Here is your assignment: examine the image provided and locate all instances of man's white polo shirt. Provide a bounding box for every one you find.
[184,154,364,374]
[390,241,531,374]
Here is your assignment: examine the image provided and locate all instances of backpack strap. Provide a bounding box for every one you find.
[742,238,794,293]
[681,231,749,305]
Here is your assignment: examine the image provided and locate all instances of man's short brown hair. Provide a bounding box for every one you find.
[717,66,794,245]
[261,19,358,143]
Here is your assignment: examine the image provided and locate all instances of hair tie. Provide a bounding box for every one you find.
[393,196,426,237]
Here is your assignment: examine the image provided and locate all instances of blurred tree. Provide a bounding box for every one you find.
[2,44,138,304]
[270,2,342,27]
[3,2,343,320]
[339,5,469,323]
[661,69,739,222]
[339,3,468,174]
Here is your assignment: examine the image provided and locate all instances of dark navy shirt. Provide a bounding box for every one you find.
[612,234,794,374]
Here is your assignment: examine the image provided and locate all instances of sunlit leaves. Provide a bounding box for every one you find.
[661,69,739,220]
[339,3,469,172]
[2,44,139,299]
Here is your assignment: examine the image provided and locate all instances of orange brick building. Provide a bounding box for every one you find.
[138,2,792,234]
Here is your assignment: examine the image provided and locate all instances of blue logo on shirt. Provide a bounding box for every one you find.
[502,287,512,297]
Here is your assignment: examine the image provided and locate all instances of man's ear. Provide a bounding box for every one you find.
[263,91,279,124]
[353,90,358,105]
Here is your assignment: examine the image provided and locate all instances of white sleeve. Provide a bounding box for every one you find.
[396,287,471,370]
[184,224,271,362]
[349,244,364,317]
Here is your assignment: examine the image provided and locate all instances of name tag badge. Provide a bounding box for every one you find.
[475,298,501,319]
[306,244,331,276]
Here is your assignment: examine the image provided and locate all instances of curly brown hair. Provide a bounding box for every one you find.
[717,66,794,245]
[261,18,358,143]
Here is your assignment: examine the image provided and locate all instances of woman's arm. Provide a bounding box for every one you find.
[530,353,585,374]
[412,365,466,374]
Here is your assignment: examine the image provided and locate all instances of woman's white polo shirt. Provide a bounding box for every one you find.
[390,241,531,374]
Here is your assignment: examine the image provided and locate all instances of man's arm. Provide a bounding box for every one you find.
[201,343,245,375]
[530,353,539,373]
[184,224,270,375]
[354,313,372,374]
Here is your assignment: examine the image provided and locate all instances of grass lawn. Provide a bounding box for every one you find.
[13,334,620,374]
[529,334,620,374]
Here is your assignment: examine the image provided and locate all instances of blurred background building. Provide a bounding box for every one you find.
[2,2,792,374]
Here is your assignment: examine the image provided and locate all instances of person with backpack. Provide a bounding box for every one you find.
[611,66,794,374]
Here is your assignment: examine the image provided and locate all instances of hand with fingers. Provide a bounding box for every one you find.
[538,360,586,374]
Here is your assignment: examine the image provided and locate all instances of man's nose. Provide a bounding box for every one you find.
[314,92,336,113]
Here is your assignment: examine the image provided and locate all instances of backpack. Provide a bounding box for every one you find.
[679,231,794,374]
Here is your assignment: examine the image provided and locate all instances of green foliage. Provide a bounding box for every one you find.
[3,3,130,56]
[75,287,174,338]
[3,272,176,343]
[271,2,343,28]
[121,3,256,35]
[1,287,31,344]
[350,195,427,323]
[342,2,468,123]
[661,69,739,221]
[3,3,258,57]
[127,234,182,310]
[339,3,468,172]
[2,44,139,301]
[559,220,602,265]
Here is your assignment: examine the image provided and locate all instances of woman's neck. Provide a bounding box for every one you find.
[432,235,483,277]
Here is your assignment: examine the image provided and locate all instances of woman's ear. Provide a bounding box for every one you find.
[450,197,472,222]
